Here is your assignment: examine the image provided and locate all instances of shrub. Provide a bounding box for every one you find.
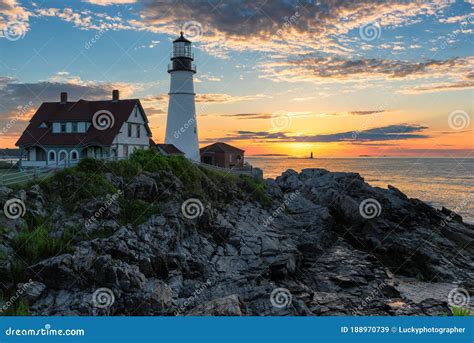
[12,224,74,264]
[76,158,106,174]
[43,168,117,210]
[106,159,142,179]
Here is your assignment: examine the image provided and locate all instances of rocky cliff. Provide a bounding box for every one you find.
[0,152,473,316]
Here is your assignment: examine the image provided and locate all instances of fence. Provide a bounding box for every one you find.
[0,165,58,186]
[0,157,262,186]
[192,161,262,179]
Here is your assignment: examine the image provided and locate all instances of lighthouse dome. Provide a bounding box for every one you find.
[173,31,191,43]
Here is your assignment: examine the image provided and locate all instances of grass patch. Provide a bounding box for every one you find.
[12,223,74,265]
[118,198,159,226]
[0,298,30,316]
[451,306,471,316]
[238,175,272,207]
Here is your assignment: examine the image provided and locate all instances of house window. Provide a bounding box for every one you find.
[71,151,78,160]
[135,107,138,118]
[124,145,129,157]
[136,125,140,138]
[49,151,55,162]
[72,122,78,132]
[39,122,47,128]
[61,123,67,132]
[128,123,132,137]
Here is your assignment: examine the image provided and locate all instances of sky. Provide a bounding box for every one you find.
[0,0,473,157]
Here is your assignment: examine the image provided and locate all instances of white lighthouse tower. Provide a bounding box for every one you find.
[165,32,200,161]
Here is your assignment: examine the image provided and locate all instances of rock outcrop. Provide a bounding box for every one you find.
[0,166,472,316]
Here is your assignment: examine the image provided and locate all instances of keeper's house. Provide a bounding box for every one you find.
[15,90,152,168]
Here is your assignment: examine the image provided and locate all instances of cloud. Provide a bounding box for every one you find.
[196,93,271,103]
[207,124,429,143]
[83,0,137,5]
[135,0,449,58]
[0,0,31,37]
[260,56,473,83]
[214,109,385,120]
[350,110,385,115]
[400,80,474,94]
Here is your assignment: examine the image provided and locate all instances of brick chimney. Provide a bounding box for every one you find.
[112,90,119,102]
[60,92,67,104]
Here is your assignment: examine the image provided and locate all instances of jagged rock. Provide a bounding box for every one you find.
[125,174,159,201]
[186,294,242,315]
[2,167,472,316]
[22,281,46,302]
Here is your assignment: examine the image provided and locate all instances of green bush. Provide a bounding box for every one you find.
[106,159,142,179]
[76,158,106,174]
[43,168,117,210]
[12,224,74,264]
[129,149,170,172]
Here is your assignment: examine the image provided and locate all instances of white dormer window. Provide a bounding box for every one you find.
[39,122,47,128]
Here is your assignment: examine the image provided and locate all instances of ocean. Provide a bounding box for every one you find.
[247,157,474,223]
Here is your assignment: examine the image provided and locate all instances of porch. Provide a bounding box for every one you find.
[18,145,114,169]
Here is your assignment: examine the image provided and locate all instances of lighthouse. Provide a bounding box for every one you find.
[165,32,200,162]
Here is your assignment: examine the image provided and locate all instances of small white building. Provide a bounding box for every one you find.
[16,90,152,168]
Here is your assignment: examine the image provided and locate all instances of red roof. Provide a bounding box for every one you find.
[16,99,151,147]
[200,142,245,154]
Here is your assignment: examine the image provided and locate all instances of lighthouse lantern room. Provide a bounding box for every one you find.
[165,32,200,161]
